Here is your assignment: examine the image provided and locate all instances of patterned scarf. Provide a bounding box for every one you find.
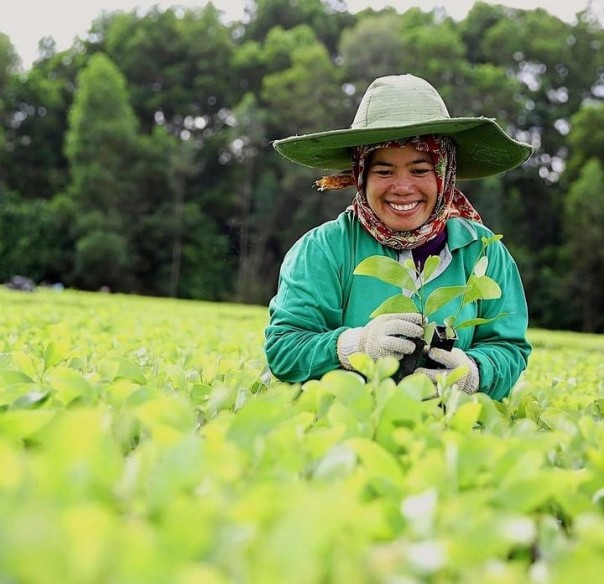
[316,135,482,250]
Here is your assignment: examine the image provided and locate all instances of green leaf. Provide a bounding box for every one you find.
[420,255,440,281]
[189,383,214,406]
[442,316,458,339]
[374,356,400,380]
[345,436,405,496]
[98,357,146,385]
[473,255,489,277]
[455,314,508,330]
[463,275,502,303]
[165,364,189,391]
[134,395,196,442]
[8,352,39,381]
[0,369,34,385]
[370,294,419,317]
[444,365,469,387]
[402,258,415,272]
[449,401,482,432]
[347,353,376,378]
[11,389,51,410]
[475,393,508,431]
[320,369,369,404]
[398,372,439,400]
[443,315,456,328]
[422,321,437,343]
[312,443,357,481]
[424,285,467,316]
[0,409,56,440]
[43,339,71,369]
[228,393,288,445]
[327,401,369,435]
[47,367,96,405]
[481,234,503,246]
[354,255,417,292]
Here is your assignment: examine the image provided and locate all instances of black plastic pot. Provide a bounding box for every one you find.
[424,325,458,369]
[392,338,426,383]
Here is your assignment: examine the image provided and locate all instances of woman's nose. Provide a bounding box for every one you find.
[391,173,416,195]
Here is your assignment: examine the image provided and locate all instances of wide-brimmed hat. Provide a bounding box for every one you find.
[272,74,533,180]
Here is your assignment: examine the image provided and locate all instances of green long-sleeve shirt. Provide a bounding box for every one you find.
[264,210,531,400]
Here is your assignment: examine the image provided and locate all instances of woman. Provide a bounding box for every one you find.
[264,74,532,400]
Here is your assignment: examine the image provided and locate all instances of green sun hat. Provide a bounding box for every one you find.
[272,74,533,180]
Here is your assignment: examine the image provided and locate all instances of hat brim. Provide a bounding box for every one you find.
[273,117,533,180]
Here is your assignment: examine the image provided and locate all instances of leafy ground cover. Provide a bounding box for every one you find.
[1,288,604,583]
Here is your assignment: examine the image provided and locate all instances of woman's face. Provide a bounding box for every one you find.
[365,145,438,232]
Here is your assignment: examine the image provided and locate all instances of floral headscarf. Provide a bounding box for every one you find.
[316,135,482,250]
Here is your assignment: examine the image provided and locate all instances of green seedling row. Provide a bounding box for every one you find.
[1,288,604,583]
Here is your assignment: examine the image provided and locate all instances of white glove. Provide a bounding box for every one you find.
[337,313,425,370]
[416,347,480,394]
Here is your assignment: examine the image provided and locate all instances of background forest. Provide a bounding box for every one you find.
[0,0,602,332]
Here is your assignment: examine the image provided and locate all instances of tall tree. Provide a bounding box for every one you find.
[1,2,603,326]
[64,53,140,291]
[1,67,73,200]
[91,5,238,138]
[339,11,408,92]
[557,101,604,332]
[561,158,604,332]
[260,25,346,136]
[243,0,354,55]
[219,22,353,302]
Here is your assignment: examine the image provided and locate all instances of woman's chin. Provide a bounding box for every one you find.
[383,216,424,232]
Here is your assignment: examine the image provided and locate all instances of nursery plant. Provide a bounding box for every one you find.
[3,287,604,583]
[353,234,506,378]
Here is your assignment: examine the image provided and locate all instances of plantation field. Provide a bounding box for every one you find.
[1,287,604,583]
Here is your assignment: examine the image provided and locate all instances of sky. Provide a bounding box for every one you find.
[3,0,604,71]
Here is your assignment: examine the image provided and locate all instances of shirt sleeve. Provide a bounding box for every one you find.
[264,227,349,383]
[466,241,532,401]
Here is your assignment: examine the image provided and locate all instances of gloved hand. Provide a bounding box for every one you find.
[337,313,425,370]
[416,347,480,394]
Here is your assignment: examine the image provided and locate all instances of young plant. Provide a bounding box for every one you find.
[353,235,506,377]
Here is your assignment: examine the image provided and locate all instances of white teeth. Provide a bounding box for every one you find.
[389,201,419,212]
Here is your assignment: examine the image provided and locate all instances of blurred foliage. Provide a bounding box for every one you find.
[0,0,602,331]
[1,289,604,581]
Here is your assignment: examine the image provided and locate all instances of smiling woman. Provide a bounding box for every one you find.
[364,143,438,232]
[264,73,533,401]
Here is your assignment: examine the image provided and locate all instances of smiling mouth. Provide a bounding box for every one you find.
[388,201,420,212]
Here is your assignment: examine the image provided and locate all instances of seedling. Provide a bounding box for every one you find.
[354,234,507,379]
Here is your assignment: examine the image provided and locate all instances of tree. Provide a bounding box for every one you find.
[556,102,604,332]
[339,8,470,113]
[561,158,604,332]
[1,67,73,200]
[0,31,21,77]
[64,53,140,290]
[564,101,604,183]
[248,25,351,302]
[65,53,139,211]
[339,12,408,90]
[92,5,238,138]
[0,193,73,285]
[260,25,345,136]
[225,92,268,302]
[1,2,603,327]
[243,0,354,55]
